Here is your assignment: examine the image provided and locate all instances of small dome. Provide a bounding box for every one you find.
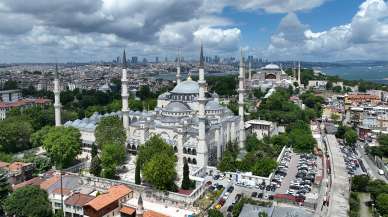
[171,79,199,94]
[263,64,280,70]
[206,100,223,110]
[164,101,191,112]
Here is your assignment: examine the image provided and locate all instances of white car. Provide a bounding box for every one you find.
[379,169,385,175]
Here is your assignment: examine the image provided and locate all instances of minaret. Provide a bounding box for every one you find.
[238,49,245,149]
[298,61,301,86]
[54,64,62,127]
[293,61,297,81]
[176,49,181,84]
[197,43,208,167]
[136,194,144,217]
[121,50,130,137]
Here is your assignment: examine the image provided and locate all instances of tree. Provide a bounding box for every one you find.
[30,126,52,148]
[336,124,347,139]
[91,144,98,158]
[42,126,81,168]
[137,135,175,168]
[0,117,34,153]
[2,80,18,90]
[258,211,269,217]
[143,152,177,191]
[217,151,236,172]
[330,113,340,123]
[345,128,358,146]
[351,175,369,192]
[251,158,277,177]
[135,160,141,185]
[181,159,194,190]
[326,81,333,90]
[90,156,102,177]
[377,193,388,216]
[0,170,10,214]
[208,209,223,217]
[4,186,52,217]
[95,116,126,148]
[100,143,126,179]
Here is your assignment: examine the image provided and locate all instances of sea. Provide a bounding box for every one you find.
[152,64,388,84]
[317,65,388,84]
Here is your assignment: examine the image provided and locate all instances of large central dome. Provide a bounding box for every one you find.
[170,79,199,94]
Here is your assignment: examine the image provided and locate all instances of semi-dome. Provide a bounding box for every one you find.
[164,101,191,112]
[263,64,280,70]
[170,79,199,94]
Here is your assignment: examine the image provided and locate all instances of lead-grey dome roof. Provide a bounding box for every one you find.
[206,100,223,110]
[164,101,191,112]
[170,79,199,94]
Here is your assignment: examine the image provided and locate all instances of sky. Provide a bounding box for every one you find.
[0,0,388,63]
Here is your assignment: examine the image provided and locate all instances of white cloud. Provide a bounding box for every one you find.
[266,0,388,60]
[0,0,329,62]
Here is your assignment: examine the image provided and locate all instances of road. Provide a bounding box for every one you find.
[356,143,388,183]
[359,193,373,217]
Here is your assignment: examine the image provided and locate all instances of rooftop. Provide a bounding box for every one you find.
[85,184,132,211]
[65,192,95,207]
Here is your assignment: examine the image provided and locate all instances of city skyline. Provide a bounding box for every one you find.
[0,0,387,63]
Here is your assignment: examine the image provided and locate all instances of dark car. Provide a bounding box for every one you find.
[266,185,271,191]
[227,205,234,212]
[251,192,258,197]
[258,192,263,198]
[216,184,224,190]
[235,194,242,201]
[227,186,234,193]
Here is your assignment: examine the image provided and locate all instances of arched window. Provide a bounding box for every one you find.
[188,148,192,155]
[183,148,187,154]
[192,158,197,165]
[188,158,192,164]
[173,146,178,153]
[192,149,197,155]
[131,145,136,150]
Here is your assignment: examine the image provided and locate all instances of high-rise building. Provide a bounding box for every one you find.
[131,56,138,64]
[155,57,159,63]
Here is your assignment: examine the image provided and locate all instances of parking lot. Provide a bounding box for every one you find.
[273,150,318,202]
[340,145,365,176]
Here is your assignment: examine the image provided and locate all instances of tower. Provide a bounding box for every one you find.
[136,194,144,217]
[248,61,252,81]
[121,50,130,138]
[176,49,181,84]
[238,49,245,149]
[298,61,301,86]
[54,64,62,127]
[197,43,208,167]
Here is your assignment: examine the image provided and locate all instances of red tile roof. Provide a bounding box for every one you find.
[120,206,136,215]
[65,193,95,207]
[144,210,169,217]
[40,175,60,191]
[0,98,50,109]
[85,185,132,211]
[0,161,10,169]
[51,188,72,195]
[13,177,45,191]
[8,162,32,172]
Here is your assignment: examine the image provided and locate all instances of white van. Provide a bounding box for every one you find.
[378,169,385,175]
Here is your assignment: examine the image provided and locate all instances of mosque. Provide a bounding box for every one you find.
[61,45,246,171]
[247,62,301,91]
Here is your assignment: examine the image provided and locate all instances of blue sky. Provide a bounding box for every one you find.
[0,0,388,62]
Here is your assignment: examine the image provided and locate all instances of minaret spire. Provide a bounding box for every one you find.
[238,48,245,149]
[197,42,208,167]
[54,63,62,127]
[248,61,252,81]
[121,50,130,140]
[122,50,127,68]
[199,41,204,68]
[176,49,181,84]
[136,194,144,217]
